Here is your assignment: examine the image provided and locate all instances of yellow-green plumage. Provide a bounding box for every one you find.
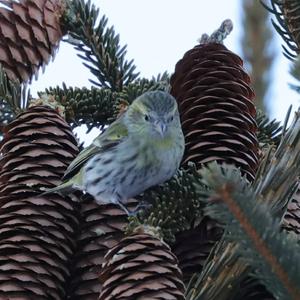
[43,91,185,214]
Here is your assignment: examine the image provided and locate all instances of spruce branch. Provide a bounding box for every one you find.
[290,55,300,81]
[0,65,29,139]
[256,110,282,147]
[195,163,300,300]
[289,55,300,92]
[42,84,117,131]
[0,65,27,114]
[261,0,300,60]
[185,240,248,300]
[254,107,300,217]
[41,74,169,131]
[62,0,139,91]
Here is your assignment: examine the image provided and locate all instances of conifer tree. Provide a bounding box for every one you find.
[0,0,299,299]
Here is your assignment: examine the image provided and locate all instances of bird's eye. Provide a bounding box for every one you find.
[169,116,174,122]
[144,114,150,121]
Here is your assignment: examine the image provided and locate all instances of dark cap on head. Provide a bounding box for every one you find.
[136,91,178,115]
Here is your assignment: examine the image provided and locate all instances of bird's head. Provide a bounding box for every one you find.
[125,91,181,140]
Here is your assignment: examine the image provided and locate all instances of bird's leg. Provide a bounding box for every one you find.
[116,200,136,216]
[116,199,152,217]
[133,200,152,213]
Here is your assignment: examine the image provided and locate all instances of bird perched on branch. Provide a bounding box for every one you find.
[42,91,185,215]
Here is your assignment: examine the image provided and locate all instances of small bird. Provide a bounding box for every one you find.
[43,91,185,215]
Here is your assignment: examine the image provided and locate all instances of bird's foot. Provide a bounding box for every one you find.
[117,200,152,217]
[129,201,152,216]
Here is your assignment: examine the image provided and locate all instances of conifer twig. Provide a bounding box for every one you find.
[196,163,300,300]
[63,0,139,91]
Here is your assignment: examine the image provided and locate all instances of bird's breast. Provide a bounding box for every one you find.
[139,138,181,178]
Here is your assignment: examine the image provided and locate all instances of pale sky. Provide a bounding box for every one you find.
[28,0,299,143]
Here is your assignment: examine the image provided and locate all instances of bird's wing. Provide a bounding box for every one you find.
[62,119,129,180]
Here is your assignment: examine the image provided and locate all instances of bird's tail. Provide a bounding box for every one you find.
[40,180,75,197]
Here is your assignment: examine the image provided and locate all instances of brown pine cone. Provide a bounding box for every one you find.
[171,42,259,181]
[0,0,65,82]
[170,41,259,285]
[99,229,185,300]
[67,196,138,300]
[0,105,79,299]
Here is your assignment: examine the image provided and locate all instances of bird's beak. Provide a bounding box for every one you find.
[155,121,167,137]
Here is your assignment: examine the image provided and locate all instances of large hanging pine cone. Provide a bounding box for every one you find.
[67,196,138,300]
[0,0,64,82]
[99,229,185,300]
[0,105,79,299]
[170,41,259,284]
[170,43,258,181]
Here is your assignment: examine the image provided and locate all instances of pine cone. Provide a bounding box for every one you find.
[0,0,64,82]
[170,42,259,284]
[67,196,138,300]
[170,43,258,181]
[99,230,185,300]
[172,217,223,284]
[0,105,79,299]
